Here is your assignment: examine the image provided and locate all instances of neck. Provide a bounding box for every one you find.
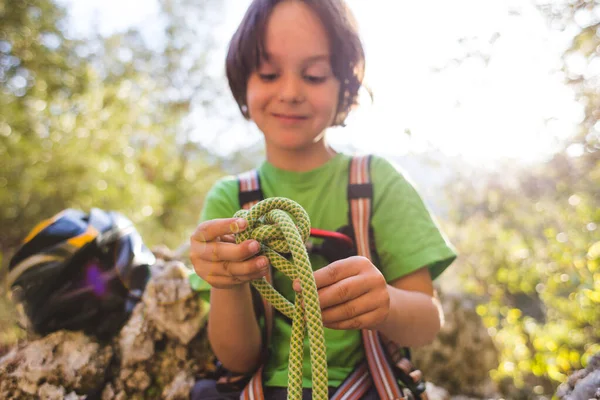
[265,140,336,172]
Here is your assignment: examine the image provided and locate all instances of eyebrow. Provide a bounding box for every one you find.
[262,52,330,64]
[303,54,330,63]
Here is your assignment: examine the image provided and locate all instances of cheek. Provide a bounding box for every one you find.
[313,84,340,120]
[246,77,269,118]
[246,92,261,118]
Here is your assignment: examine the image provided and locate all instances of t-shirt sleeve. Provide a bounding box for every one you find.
[199,176,240,222]
[370,156,457,282]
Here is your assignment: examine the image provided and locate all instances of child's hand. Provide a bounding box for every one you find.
[189,218,269,289]
[293,256,390,330]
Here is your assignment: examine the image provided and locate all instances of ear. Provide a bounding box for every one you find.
[241,104,252,120]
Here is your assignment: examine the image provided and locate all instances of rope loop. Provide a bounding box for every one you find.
[233,197,328,400]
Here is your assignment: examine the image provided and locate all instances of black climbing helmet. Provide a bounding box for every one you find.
[7,208,155,338]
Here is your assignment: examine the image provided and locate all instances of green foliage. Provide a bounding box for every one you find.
[0,0,225,267]
[446,150,599,395]
[0,0,230,350]
[445,1,600,394]
[538,0,600,155]
[1,2,598,398]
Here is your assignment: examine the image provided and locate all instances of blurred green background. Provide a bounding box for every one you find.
[1,0,598,398]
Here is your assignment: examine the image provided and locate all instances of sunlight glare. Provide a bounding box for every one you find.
[57,0,583,166]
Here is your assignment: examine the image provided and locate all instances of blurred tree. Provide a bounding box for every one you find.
[446,150,599,398]
[0,0,225,270]
[0,0,229,349]
[1,0,94,259]
[538,0,600,156]
[444,1,599,397]
[127,0,227,246]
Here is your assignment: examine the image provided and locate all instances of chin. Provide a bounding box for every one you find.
[276,142,313,152]
[266,135,311,150]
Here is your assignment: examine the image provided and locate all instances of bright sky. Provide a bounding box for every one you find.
[58,0,582,167]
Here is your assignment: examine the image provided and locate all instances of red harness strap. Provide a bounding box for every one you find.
[237,159,408,399]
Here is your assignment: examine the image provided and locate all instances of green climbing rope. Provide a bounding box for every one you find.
[233,197,328,400]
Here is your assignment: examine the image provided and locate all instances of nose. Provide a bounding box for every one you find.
[278,73,304,104]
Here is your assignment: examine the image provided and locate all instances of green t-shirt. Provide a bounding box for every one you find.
[198,153,456,388]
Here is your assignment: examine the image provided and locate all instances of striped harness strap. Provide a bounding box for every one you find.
[238,170,264,210]
[236,158,423,399]
[238,170,274,348]
[349,155,406,400]
[238,170,273,400]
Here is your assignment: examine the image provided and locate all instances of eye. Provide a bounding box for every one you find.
[259,73,278,82]
[304,75,327,84]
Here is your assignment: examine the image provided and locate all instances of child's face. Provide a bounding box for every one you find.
[246,1,341,154]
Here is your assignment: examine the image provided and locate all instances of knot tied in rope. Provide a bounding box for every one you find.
[233,197,328,400]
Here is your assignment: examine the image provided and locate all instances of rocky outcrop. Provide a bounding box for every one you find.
[0,330,111,399]
[103,260,213,399]
[557,352,600,400]
[0,256,504,399]
[0,259,212,400]
[412,293,500,398]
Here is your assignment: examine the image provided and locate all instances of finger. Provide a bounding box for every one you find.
[201,258,269,284]
[221,234,236,243]
[292,279,301,293]
[293,295,307,323]
[205,272,266,289]
[320,291,383,325]
[198,256,268,278]
[191,218,247,243]
[313,257,363,289]
[317,274,372,309]
[324,308,385,331]
[190,239,261,263]
[224,256,270,277]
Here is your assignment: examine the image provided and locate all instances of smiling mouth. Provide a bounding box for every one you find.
[272,113,308,122]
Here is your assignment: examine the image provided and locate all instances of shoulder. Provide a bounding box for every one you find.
[369,155,407,179]
[206,175,239,198]
[366,154,432,221]
[200,175,241,221]
[366,155,457,280]
[368,155,417,196]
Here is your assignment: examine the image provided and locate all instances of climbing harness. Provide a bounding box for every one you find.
[231,155,428,400]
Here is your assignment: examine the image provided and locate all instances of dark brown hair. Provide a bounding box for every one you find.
[226,0,365,126]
